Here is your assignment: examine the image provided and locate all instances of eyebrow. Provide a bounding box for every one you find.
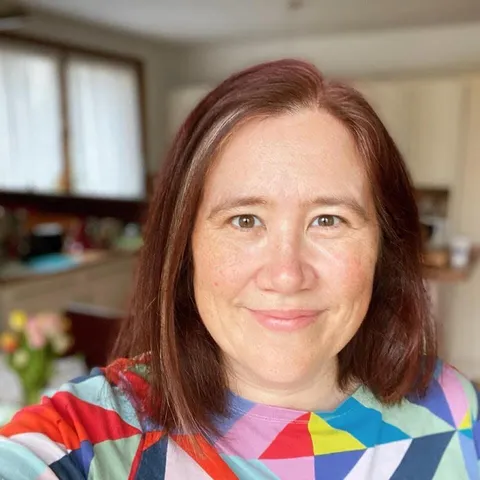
[208,196,268,220]
[307,195,370,222]
[207,194,370,222]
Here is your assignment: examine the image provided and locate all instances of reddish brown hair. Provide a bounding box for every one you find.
[113,59,436,436]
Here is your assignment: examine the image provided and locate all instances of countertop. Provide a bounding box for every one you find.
[0,249,138,285]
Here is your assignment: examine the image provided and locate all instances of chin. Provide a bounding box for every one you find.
[250,359,321,387]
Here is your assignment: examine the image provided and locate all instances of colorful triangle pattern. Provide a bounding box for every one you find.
[1,357,479,479]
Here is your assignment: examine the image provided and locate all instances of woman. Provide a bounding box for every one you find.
[0,59,478,479]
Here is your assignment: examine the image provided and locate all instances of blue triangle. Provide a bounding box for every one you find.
[390,431,454,479]
[458,431,478,479]
[49,440,95,480]
[135,434,168,480]
[407,378,455,427]
[70,440,95,478]
[474,386,480,446]
[315,450,365,478]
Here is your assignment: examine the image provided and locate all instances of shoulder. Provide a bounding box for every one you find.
[3,355,150,435]
[0,356,150,478]
[412,359,480,424]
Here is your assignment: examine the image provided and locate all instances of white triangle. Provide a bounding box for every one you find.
[345,439,412,479]
[165,437,214,479]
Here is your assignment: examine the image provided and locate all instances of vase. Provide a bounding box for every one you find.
[21,383,44,406]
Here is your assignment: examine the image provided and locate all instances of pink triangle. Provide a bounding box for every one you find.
[262,456,315,478]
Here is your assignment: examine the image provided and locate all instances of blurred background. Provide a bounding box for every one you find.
[0,0,479,409]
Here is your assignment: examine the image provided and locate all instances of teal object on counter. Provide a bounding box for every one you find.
[26,253,79,274]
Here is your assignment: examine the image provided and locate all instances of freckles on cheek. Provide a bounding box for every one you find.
[324,248,376,291]
[200,240,245,290]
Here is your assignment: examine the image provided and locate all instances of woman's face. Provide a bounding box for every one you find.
[192,109,380,392]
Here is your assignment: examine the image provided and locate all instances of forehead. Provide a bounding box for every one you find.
[204,109,370,202]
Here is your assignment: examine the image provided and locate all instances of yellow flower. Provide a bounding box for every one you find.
[8,310,27,332]
[0,332,18,353]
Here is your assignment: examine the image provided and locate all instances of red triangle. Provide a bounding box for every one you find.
[259,413,314,459]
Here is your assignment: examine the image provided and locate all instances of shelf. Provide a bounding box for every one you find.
[423,247,479,282]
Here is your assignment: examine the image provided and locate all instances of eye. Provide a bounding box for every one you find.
[231,214,262,229]
[311,215,343,228]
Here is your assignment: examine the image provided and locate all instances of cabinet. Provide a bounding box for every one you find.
[353,79,411,160]
[352,77,465,188]
[408,78,466,188]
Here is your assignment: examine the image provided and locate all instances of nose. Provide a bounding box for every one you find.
[256,234,317,295]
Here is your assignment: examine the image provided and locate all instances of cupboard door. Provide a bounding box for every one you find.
[408,78,465,187]
[352,80,412,161]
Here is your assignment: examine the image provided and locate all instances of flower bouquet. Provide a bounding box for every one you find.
[0,310,73,405]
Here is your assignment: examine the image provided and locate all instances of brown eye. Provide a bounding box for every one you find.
[313,215,341,228]
[232,215,260,229]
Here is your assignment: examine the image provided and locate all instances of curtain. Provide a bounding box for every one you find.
[67,57,145,199]
[0,45,63,192]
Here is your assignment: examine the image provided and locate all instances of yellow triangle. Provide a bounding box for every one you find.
[459,411,472,430]
[308,413,366,455]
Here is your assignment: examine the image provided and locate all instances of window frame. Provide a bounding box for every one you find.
[0,31,148,201]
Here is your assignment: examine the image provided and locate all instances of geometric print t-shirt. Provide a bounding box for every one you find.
[0,356,479,479]
[215,362,480,479]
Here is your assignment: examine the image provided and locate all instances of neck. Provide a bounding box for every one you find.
[227,357,350,412]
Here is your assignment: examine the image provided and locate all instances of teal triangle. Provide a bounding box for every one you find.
[221,456,280,479]
[323,398,410,447]
[314,450,364,478]
[459,428,473,440]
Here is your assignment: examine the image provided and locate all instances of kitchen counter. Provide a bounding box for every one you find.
[0,249,138,329]
[0,249,138,285]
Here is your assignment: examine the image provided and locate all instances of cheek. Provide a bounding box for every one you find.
[193,231,255,296]
[320,241,377,297]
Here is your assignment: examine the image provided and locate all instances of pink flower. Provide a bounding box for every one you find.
[35,313,63,338]
[25,319,47,350]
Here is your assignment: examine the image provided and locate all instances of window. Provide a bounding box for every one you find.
[68,57,144,198]
[0,37,146,200]
[0,45,62,192]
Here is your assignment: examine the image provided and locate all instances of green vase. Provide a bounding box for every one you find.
[22,383,43,406]
[11,348,54,406]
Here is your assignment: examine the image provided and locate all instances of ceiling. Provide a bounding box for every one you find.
[19,0,480,43]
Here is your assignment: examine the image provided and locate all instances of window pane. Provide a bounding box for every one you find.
[0,44,63,192]
[67,57,145,199]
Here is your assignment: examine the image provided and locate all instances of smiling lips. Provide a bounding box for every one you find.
[247,308,321,332]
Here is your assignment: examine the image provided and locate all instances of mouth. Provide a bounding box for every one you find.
[246,308,321,332]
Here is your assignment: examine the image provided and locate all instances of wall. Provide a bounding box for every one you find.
[178,22,480,84]
[440,76,480,380]
[16,10,184,174]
